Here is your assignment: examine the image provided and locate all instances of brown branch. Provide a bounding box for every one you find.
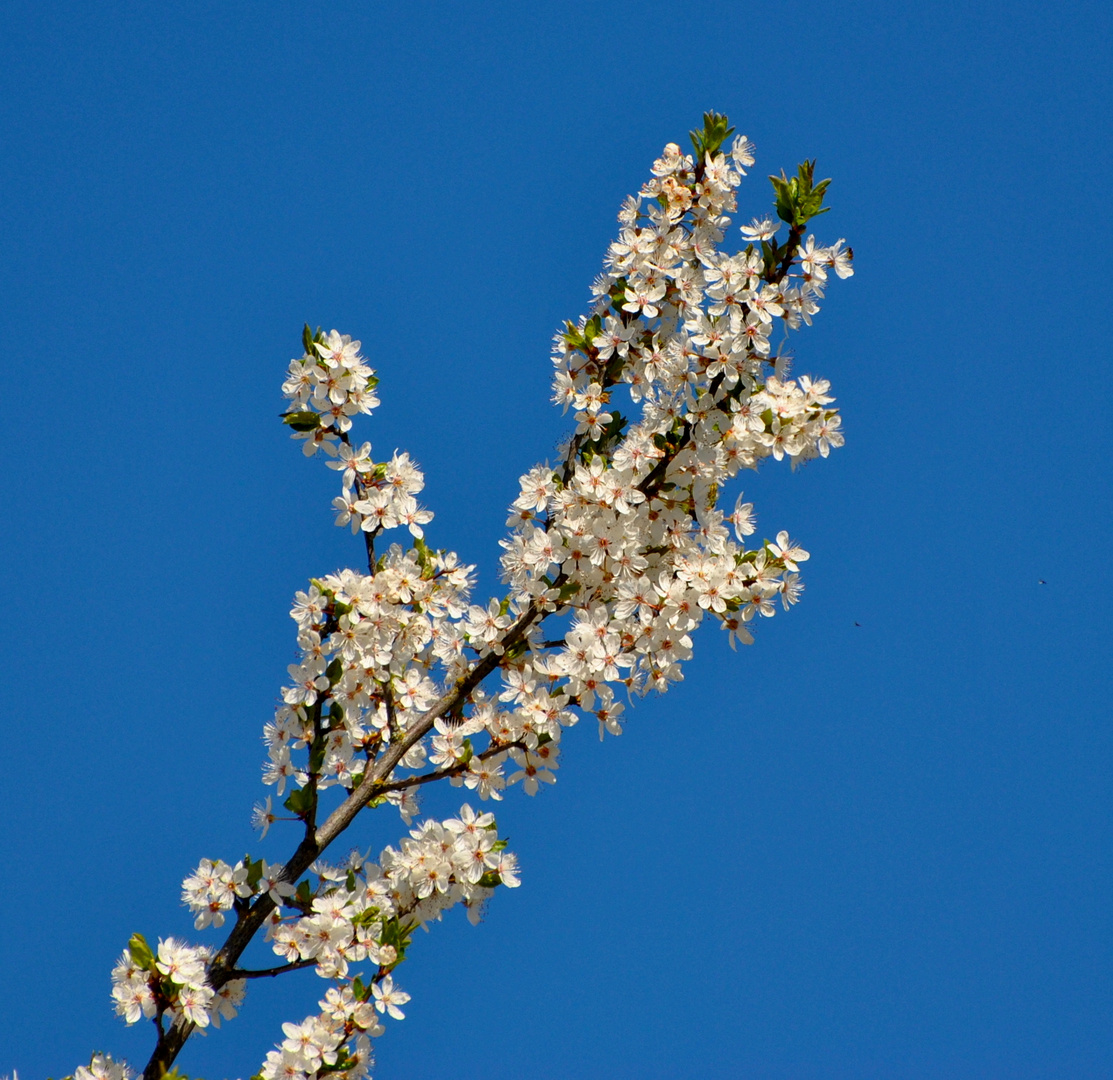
[224,959,318,980]
[369,739,527,796]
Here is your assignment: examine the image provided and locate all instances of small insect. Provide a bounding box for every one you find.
[1038,579,1047,585]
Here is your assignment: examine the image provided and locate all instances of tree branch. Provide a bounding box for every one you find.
[139,139,823,1080]
[369,740,528,795]
[224,959,318,980]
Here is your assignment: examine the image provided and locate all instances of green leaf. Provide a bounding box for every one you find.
[770,172,796,224]
[561,320,586,350]
[325,658,344,684]
[353,905,384,929]
[302,323,314,357]
[128,932,155,971]
[769,161,832,227]
[282,410,322,432]
[284,787,313,817]
[380,916,415,954]
[689,111,735,160]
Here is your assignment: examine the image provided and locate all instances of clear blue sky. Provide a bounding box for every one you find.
[3,1,1111,1077]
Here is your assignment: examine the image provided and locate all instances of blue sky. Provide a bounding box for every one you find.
[2,1,1111,1077]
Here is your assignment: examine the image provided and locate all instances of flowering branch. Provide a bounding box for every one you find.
[71,112,852,1080]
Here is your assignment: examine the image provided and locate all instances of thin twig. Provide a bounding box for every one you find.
[224,959,318,980]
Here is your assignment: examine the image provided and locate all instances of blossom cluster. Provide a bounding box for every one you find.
[264,122,851,824]
[263,543,476,803]
[267,804,518,980]
[107,805,517,1078]
[259,990,376,1080]
[257,805,517,1079]
[79,115,850,1080]
[282,330,433,540]
[282,331,380,449]
[110,935,245,1031]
